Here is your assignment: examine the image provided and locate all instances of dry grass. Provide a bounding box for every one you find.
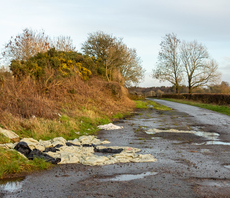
[0,69,135,140]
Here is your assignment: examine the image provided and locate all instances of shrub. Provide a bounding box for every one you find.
[10,48,92,81]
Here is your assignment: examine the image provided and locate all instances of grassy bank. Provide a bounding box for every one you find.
[162,98,230,116]
[0,71,136,178]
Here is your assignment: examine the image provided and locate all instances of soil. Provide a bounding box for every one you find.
[1,99,230,198]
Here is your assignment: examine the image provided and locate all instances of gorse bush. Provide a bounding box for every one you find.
[10,48,92,80]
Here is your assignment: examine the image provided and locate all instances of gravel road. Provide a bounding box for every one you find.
[1,99,230,198]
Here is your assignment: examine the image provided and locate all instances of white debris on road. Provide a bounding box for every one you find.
[0,135,157,165]
[0,127,19,139]
[97,123,123,130]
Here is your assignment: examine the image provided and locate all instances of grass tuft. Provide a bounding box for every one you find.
[134,100,171,111]
[0,148,52,178]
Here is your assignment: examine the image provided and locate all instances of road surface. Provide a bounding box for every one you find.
[1,99,230,198]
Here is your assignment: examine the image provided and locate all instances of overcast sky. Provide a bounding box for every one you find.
[0,0,229,87]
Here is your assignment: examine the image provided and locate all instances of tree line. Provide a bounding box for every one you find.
[152,33,220,93]
[0,28,145,87]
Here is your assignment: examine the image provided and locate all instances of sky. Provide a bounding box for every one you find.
[0,0,229,87]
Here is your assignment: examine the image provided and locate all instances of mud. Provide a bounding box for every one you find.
[1,98,230,197]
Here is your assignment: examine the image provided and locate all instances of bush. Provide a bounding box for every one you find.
[10,48,92,81]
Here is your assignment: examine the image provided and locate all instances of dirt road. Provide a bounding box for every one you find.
[1,99,230,198]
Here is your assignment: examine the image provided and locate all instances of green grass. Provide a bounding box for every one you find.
[0,114,112,178]
[0,133,12,144]
[0,148,52,178]
[162,98,230,116]
[134,100,172,111]
[112,113,124,119]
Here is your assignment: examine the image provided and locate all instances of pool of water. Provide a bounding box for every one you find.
[0,177,25,192]
[193,141,230,146]
[146,128,220,141]
[99,171,158,182]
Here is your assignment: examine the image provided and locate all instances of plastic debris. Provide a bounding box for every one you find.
[0,127,19,139]
[1,135,157,166]
[14,142,61,164]
[97,123,123,130]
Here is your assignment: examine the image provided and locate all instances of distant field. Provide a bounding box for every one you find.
[162,98,230,116]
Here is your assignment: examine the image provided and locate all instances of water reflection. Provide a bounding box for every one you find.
[146,128,220,141]
[0,177,25,192]
[100,172,158,182]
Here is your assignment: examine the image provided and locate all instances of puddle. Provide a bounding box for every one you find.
[194,132,219,141]
[200,180,230,188]
[146,128,219,141]
[151,137,162,140]
[200,149,212,153]
[99,172,158,182]
[0,177,25,192]
[193,141,230,146]
[224,165,230,169]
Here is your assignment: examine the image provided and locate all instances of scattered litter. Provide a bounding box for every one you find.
[0,127,19,139]
[97,123,123,130]
[0,135,157,166]
[14,142,61,164]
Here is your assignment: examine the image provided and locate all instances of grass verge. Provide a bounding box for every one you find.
[134,100,172,111]
[0,148,52,179]
[162,98,230,116]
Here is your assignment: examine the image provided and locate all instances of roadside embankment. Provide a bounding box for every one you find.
[0,73,135,178]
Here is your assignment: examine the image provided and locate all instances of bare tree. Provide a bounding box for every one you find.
[82,31,145,86]
[51,36,75,52]
[152,33,182,93]
[119,48,145,87]
[2,29,76,64]
[2,28,50,62]
[180,40,220,93]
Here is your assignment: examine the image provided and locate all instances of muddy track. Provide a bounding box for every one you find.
[1,99,230,198]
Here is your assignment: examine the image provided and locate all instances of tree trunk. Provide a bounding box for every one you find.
[176,86,179,94]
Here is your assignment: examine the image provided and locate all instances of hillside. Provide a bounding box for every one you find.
[0,69,135,141]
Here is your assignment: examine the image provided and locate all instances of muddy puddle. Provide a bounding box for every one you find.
[193,141,230,146]
[146,128,219,140]
[224,165,230,169]
[144,128,230,146]
[0,177,25,192]
[99,172,158,182]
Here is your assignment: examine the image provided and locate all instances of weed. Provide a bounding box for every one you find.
[138,137,146,140]
[0,134,12,144]
[112,113,125,119]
